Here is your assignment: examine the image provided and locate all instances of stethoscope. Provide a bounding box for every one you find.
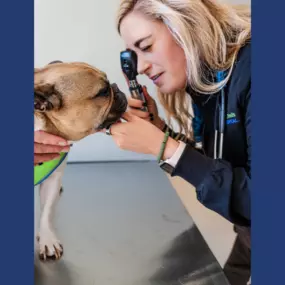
[214,71,226,159]
[192,70,226,160]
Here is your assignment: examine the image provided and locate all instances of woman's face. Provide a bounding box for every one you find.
[120,11,187,94]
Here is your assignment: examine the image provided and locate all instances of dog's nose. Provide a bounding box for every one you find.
[110,83,127,112]
[111,83,120,94]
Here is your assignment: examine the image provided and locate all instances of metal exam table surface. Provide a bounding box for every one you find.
[34,162,230,285]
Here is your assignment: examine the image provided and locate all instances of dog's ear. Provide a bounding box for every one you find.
[34,83,62,112]
[48,60,63,65]
[34,61,63,112]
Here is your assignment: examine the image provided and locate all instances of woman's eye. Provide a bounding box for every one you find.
[141,45,152,52]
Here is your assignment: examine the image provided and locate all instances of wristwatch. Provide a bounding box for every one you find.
[158,140,187,175]
[159,160,175,174]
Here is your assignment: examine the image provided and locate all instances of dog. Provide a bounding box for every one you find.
[34,60,127,261]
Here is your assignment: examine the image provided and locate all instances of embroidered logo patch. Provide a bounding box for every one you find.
[226,112,240,125]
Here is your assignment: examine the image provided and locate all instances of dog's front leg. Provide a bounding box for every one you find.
[37,158,67,261]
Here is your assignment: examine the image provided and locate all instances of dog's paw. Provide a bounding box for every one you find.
[37,230,63,261]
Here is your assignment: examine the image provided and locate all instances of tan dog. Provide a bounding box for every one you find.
[34,61,127,261]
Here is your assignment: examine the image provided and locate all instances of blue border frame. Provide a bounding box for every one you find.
[0,0,34,283]
[253,0,285,284]
[1,0,284,284]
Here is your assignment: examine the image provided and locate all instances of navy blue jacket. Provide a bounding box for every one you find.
[170,43,251,227]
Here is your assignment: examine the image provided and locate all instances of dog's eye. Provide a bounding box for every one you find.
[96,85,110,98]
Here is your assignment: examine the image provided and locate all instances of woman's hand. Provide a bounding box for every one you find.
[107,112,179,160]
[34,131,70,165]
[123,75,165,130]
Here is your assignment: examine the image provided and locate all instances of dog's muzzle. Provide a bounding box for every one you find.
[97,83,127,130]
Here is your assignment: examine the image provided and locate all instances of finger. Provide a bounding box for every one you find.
[100,117,123,133]
[122,112,136,122]
[142,86,153,103]
[34,154,61,165]
[106,118,134,135]
[102,125,116,135]
[128,108,150,119]
[34,143,70,154]
[127,97,144,109]
[34,130,69,146]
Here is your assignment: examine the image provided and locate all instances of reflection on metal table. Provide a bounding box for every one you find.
[34,161,230,285]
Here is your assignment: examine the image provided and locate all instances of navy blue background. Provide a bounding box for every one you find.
[0,0,34,283]
[0,0,284,284]
[253,0,285,284]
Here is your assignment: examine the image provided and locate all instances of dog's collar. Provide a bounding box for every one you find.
[34,152,68,186]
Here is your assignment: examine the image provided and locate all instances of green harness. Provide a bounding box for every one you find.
[34,152,68,186]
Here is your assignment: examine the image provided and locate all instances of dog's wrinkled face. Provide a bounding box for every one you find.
[34,61,127,141]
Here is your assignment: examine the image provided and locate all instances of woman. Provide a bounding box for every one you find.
[108,0,251,284]
[34,0,251,283]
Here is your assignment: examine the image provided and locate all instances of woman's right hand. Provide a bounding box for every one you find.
[34,131,71,165]
[127,84,166,131]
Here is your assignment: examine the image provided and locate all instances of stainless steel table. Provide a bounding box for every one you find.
[34,161,230,285]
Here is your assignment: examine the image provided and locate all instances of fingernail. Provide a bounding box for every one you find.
[58,141,67,146]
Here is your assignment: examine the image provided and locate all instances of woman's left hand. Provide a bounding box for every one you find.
[106,112,179,160]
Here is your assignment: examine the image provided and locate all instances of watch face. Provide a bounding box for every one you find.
[160,162,174,174]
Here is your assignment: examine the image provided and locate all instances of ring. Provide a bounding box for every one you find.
[105,126,112,135]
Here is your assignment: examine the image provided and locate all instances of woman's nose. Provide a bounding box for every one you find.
[137,56,151,75]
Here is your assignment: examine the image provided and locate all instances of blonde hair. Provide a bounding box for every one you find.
[116,0,251,139]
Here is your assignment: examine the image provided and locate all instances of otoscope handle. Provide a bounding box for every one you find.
[129,82,148,112]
